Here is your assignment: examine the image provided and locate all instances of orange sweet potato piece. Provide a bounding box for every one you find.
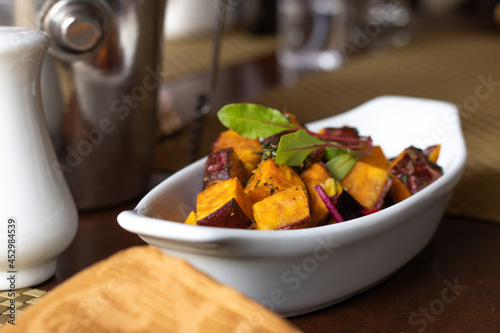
[387,149,406,172]
[244,159,307,204]
[388,173,412,203]
[195,178,253,229]
[360,146,388,170]
[282,111,303,127]
[184,211,197,225]
[299,162,332,226]
[424,144,441,163]
[340,161,392,210]
[253,186,310,230]
[212,130,262,173]
[203,147,249,189]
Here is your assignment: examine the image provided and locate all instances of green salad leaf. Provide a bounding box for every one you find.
[323,146,348,161]
[217,103,299,139]
[275,130,325,166]
[275,129,361,180]
[325,154,359,181]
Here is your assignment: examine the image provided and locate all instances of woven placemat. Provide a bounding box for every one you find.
[254,30,500,223]
[0,288,46,327]
[162,30,276,81]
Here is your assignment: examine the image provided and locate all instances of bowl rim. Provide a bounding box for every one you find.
[118,95,467,243]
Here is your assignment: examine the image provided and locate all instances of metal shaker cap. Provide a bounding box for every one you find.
[41,0,111,58]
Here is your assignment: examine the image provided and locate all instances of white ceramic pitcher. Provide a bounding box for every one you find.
[0,27,78,289]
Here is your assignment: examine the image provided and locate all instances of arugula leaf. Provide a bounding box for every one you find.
[275,130,324,166]
[217,103,298,139]
[325,154,359,181]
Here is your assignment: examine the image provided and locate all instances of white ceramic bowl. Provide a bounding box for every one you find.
[118,96,466,317]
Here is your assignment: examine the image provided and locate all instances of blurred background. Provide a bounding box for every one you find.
[157,0,500,171]
[1,0,498,211]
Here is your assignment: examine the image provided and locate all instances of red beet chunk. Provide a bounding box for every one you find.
[203,147,248,189]
[319,126,360,140]
[389,146,443,194]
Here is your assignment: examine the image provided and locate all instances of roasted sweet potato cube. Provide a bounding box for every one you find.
[360,146,388,170]
[340,161,392,210]
[253,186,310,230]
[212,130,262,173]
[203,147,249,189]
[388,173,412,203]
[300,162,332,226]
[195,178,253,229]
[184,211,197,225]
[244,159,307,204]
[424,144,441,164]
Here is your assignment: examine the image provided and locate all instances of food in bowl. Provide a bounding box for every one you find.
[117,96,466,317]
[185,103,443,230]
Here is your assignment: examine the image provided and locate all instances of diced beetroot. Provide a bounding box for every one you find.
[335,190,366,220]
[389,146,443,194]
[262,130,296,146]
[314,179,368,222]
[203,147,248,189]
[319,126,360,139]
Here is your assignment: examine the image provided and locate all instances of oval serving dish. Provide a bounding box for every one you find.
[118,96,467,317]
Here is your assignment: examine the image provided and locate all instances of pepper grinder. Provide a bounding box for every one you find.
[0,27,78,289]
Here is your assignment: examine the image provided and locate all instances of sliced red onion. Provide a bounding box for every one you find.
[314,185,345,223]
